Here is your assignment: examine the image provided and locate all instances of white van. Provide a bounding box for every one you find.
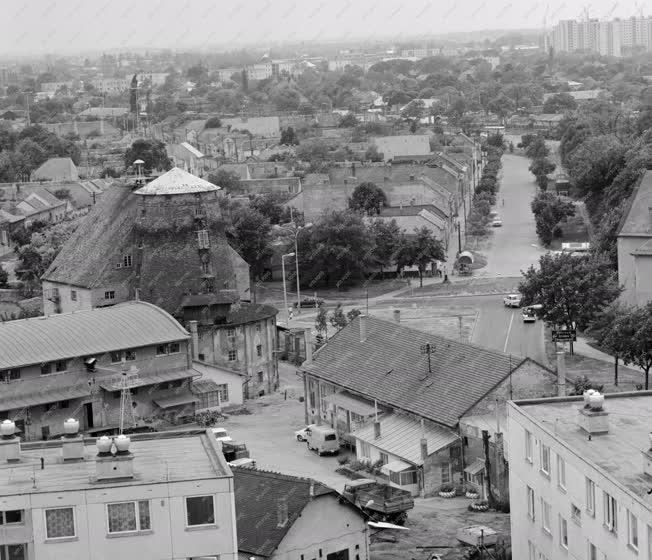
[306,425,339,456]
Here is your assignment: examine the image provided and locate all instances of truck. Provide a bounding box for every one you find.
[340,478,414,525]
[221,441,250,463]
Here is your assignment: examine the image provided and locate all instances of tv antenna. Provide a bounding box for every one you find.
[93,357,140,434]
[420,343,436,375]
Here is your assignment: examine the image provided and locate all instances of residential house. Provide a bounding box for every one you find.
[233,467,369,560]
[0,427,238,560]
[0,301,240,440]
[531,113,565,130]
[43,120,120,138]
[371,135,431,161]
[508,392,652,560]
[369,204,450,248]
[221,116,281,138]
[0,209,24,254]
[166,142,216,177]
[617,168,652,305]
[30,158,79,182]
[300,314,559,497]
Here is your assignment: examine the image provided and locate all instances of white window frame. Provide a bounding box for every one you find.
[0,510,24,525]
[184,495,216,528]
[527,486,536,521]
[586,478,596,516]
[227,349,237,362]
[105,290,115,300]
[628,509,639,550]
[197,230,210,249]
[44,506,76,540]
[540,444,550,476]
[603,491,618,534]
[359,441,371,460]
[559,515,568,549]
[557,454,566,491]
[106,500,151,534]
[525,429,533,463]
[541,498,552,534]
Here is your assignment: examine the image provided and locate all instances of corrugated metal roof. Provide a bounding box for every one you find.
[154,391,199,408]
[0,301,189,369]
[0,377,91,412]
[98,369,196,391]
[353,413,459,465]
[134,167,219,195]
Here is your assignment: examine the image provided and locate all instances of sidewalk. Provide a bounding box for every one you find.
[574,336,644,374]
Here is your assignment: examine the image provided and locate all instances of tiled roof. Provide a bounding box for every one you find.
[233,467,334,558]
[304,316,523,428]
[0,209,25,224]
[0,301,189,369]
[30,157,78,181]
[618,170,652,237]
[372,135,431,159]
[134,167,219,195]
[353,412,459,465]
[223,302,278,326]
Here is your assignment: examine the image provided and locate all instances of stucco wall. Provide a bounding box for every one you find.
[618,236,648,305]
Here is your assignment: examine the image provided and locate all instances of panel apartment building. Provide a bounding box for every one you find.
[508,392,652,560]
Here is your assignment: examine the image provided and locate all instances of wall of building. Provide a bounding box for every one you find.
[618,236,646,305]
[633,254,652,305]
[422,445,460,496]
[42,280,94,314]
[273,495,369,560]
[10,477,237,560]
[508,403,652,560]
[191,361,245,407]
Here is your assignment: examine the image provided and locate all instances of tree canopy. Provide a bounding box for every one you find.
[348,182,388,215]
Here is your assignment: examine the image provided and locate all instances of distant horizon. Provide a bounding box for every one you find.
[1,0,645,57]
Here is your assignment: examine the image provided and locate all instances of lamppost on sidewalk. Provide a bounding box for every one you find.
[274,223,312,314]
[281,252,295,326]
[456,218,462,255]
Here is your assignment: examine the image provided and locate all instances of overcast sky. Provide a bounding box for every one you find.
[1,0,646,56]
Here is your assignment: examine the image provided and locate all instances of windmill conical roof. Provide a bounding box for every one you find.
[134,167,219,195]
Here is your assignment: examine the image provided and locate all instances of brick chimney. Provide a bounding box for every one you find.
[420,438,428,461]
[393,309,401,324]
[359,314,367,343]
[0,420,20,463]
[95,435,135,480]
[374,420,381,439]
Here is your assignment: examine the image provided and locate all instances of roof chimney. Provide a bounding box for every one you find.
[556,351,566,397]
[188,320,199,360]
[303,328,313,365]
[359,314,367,343]
[420,437,428,461]
[95,435,134,480]
[61,418,84,462]
[374,420,381,439]
[277,497,289,527]
[0,420,21,463]
[393,309,401,324]
[577,392,608,435]
[351,162,356,177]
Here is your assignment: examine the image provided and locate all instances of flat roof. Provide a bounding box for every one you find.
[0,429,230,496]
[516,393,652,500]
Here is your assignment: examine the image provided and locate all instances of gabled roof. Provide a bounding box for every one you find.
[618,170,652,237]
[233,468,335,558]
[134,167,219,195]
[0,209,25,224]
[0,301,189,369]
[353,412,458,465]
[303,316,523,428]
[30,157,78,181]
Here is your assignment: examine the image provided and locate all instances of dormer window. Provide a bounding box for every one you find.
[197,230,210,249]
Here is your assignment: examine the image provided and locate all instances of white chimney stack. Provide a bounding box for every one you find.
[359,314,367,343]
[578,392,608,435]
[95,435,134,480]
[0,420,21,463]
[393,310,401,324]
[61,418,84,462]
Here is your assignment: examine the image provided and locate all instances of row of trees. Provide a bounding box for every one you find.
[521,133,556,191]
[530,192,575,246]
[467,139,504,237]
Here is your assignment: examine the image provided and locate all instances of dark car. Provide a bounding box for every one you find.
[295,297,324,308]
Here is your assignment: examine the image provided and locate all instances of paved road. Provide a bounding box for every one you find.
[481,153,545,277]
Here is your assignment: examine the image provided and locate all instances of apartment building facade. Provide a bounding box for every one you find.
[0,425,237,560]
[508,392,652,560]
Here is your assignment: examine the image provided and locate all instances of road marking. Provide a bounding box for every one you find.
[504,311,515,353]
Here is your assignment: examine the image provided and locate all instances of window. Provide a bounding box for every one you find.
[586,478,596,515]
[527,486,536,520]
[70,290,77,302]
[540,444,550,476]
[557,455,566,490]
[256,344,262,357]
[45,507,75,539]
[359,441,371,459]
[198,353,205,361]
[440,463,451,484]
[169,342,180,353]
[1,369,20,382]
[525,429,533,463]
[379,452,388,465]
[589,542,598,560]
[216,384,228,403]
[228,350,237,362]
[0,510,23,524]
[123,255,132,268]
[257,371,263,383]
[559,515,568,549]
[59,400,69,409]
[107,501,150,534]
[156,344,168,356]
[125,350,136,361]
[571,503,581,525]
[40,363,52,375]
[201,261,211,274]
[55,360,67,372]
[541,498,552,534]
[185,495,215,526]
[628,510,639,550]
[197,230,210,249]
[0,544,27,559]
[110,351,122,363]
[226,327,236,344]
[104,291,115,300]
[326,551,349,560]
[256,323,262,334]
[603,492,617,533]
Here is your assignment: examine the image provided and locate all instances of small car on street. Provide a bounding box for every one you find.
[491,217,503,227]
[503,294,522,308]
[211,427,233,443]
[522,307,537,323]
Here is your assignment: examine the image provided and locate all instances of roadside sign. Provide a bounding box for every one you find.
[552,330,576,342]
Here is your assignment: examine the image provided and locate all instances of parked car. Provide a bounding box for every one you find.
[212,427,233,443]
[221,441,250,462]
[491,218,503,227]
[503,294,522,308]
[522,307,536,323]
[295,297,324,308]
[295,424,316,442]
[228,457,256,469]
[306,425,339,456]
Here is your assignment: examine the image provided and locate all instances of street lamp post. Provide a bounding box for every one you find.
[281,252,295,326]
[456,219,462,255]
[275,223,312,314]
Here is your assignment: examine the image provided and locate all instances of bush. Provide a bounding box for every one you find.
[205,116,222,128]
[337,455,350,466]
[440,484,454,493]
[195,409,224,426]
[348,459,366,471]
[571,376,604,396]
